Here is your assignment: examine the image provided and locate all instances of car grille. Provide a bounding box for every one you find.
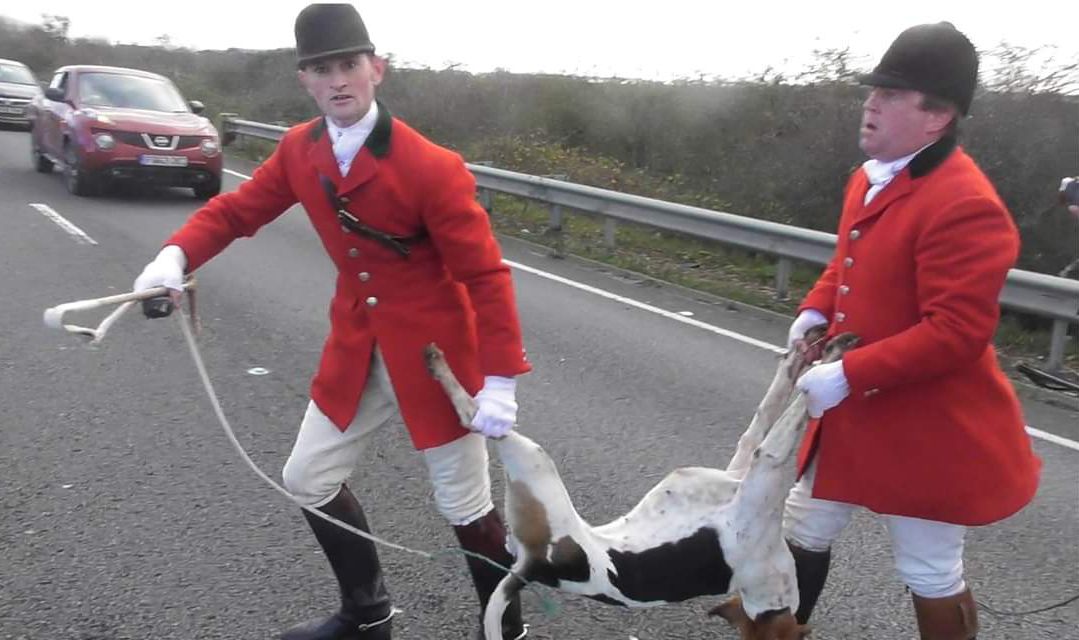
[0,96,30,117]
[111,131,204,150]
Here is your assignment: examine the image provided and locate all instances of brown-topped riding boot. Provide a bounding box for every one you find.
[789,543,831,625]
[912,588,979,640]
[281,485,394,640]
[453,509,528,640]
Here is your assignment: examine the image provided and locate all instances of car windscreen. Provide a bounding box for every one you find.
[77,73,189,112]
[0,63,36,85]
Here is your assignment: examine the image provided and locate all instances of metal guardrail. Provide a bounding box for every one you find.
[219,115,1079,369]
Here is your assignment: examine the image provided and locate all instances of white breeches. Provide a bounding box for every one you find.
[784,461,968,598]
[281,348,494,525]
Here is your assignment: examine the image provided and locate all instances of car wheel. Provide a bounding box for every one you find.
[31,136,53,173]
[64,144,99,197]
[193,177,221,200]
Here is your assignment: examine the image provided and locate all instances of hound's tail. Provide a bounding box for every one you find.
[484,567,529,640]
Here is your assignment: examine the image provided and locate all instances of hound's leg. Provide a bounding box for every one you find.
[750,333,859,473]
[723,334,859,617]
[425,343,478,427]
[726,326,827,475]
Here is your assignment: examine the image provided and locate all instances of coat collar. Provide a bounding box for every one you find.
[307,100,394,195]
[851,134,958,225]
[909,134,956,178]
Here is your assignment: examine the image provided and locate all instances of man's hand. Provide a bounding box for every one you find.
[133,245,187,318]
[796,360,850,418]
[788,309,828,349]
[470,376,517,438]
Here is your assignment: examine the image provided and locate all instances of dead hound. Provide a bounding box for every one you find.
[426,330,857,640]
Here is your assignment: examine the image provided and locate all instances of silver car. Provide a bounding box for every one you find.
[0,58,41,128]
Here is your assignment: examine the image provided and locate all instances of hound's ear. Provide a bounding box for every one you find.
[708,597,753,633]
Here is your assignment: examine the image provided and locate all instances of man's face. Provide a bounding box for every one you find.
[298,53,386,127]
[858,87,952,161]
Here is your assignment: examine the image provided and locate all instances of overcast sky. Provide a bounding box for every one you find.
[2,1,1076,81]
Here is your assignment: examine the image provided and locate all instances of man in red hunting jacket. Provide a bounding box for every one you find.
[133,5,530,640]
[781,22,1041,640]
[781,21,1040,638]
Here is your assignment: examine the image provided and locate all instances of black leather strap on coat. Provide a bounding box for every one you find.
[319,174,426,258]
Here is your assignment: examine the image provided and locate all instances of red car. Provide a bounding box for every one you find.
[29,65,222,198]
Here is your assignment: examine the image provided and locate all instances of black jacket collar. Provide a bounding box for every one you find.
[909,134,957,178]
[308,100,393,158]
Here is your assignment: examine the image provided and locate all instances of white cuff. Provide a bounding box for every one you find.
[158,244,188,271]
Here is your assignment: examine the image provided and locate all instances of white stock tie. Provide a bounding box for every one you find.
[862,158,903,205]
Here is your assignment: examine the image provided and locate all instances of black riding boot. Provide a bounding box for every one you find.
[789,542,831,625]
[452,509,527,640]
[281,485,394,640]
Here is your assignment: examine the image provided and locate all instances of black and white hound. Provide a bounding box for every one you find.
[426,329,856,640]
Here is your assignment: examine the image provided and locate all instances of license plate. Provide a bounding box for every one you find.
[139,154,188,167]
[0,106,23,115]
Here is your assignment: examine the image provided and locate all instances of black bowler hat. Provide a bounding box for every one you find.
[294,3,376,67]
[860,22,978,115]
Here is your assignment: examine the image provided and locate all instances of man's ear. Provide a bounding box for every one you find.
[368,55,387,86]
[297,68,315,98]
[925,107,957,137]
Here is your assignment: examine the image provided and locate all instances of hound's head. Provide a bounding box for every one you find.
[710,597,810,640]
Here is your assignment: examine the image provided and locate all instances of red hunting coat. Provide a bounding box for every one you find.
[167,104,531,450]
[796,137,1041,526]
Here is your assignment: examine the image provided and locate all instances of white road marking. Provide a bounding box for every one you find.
[28,203,98,245]
[1026,426,1079,453]
[506,259,785,354]
[222,167,1079,452]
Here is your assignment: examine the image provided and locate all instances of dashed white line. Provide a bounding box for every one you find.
[221,167,1078,451]
[29,203,97,245]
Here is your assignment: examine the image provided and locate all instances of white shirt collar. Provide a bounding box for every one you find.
[326,102,379,176]
[862,140,935,204]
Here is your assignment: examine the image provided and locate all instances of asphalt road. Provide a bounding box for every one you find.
[1,128,1076,640]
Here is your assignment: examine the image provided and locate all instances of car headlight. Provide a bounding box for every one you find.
[200,138,220,157]
[94,132,116,151]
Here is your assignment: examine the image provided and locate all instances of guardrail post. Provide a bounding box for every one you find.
[775,257,792,301]
[218,112,238,147]
[1046,319,1068,371]
[478,188,493,213]
[604,217,617,249]
[547,203,564,258]
[541,174,568,259]
[472,161,493,213]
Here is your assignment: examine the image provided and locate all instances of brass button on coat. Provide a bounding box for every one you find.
[839,285,850,295]
[365,296,378,307]
[358,272,371,282]
[849,229,861,240]
[836,311,847,322]
[348,248,360,258]
[844,257,854,268]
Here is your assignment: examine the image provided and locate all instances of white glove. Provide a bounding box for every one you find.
[787,308,828,349]
[133,245,187,293]
[796,360,850,418]
[470,376,518,438]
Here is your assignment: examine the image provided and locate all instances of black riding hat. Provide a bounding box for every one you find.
[295,3,376,67]
[859,22,978,115]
